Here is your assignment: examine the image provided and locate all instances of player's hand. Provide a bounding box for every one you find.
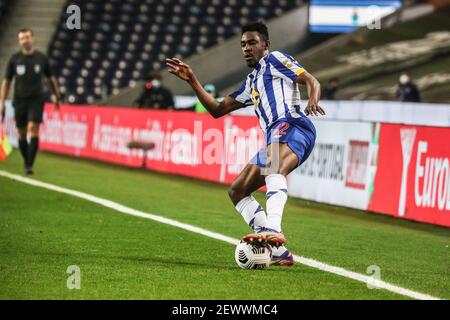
[0,101,5,123]
[305,101,325,117]
[52,96,61,110]
[165,58,194,82]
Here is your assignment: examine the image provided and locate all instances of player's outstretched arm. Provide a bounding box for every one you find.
[295,71,325,117]
[0,79,11,122]
[166,57,243,118]
[46,76,61,110]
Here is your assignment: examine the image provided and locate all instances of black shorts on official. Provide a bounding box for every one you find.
[13,97,45,128]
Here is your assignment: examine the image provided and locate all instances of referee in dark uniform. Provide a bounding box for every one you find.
[0,28,61,175]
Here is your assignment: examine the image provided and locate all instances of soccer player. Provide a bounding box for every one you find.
[166,22,324,266]
[0,28,61,175]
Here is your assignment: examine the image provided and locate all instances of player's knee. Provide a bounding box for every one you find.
[27,123,39,137]
[18,130,27,140]
[228,184,246,205]
[264,155,296,176]
[277,165,292,176]
[263,165,290,176]
[263,158,283,175]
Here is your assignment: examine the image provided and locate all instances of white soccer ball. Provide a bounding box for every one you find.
[235,240,272,269]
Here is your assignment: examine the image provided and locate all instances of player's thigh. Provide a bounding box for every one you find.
[28,98,45,127]
[228,163,265,204]
[27,121,40,136]
[13,100,28,130]
[266,142,298,176]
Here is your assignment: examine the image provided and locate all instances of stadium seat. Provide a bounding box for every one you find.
[0,0,12,33]
[48,0,305,104]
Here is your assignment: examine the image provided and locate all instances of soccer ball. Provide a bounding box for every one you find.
[235,240,272,269]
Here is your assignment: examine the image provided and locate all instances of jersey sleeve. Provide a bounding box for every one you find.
[4,56,14,80]
[228,76,252,106]
[268,51,305,82]
[43,56,52,77]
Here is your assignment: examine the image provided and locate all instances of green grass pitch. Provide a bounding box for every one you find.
[0,151,449,299]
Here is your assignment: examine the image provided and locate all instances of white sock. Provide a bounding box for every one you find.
[235,195,267,231]
[272,245,288,257]
[265,174,288,232]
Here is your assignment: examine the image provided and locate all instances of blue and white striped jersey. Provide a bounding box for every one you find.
[229,51,306,133]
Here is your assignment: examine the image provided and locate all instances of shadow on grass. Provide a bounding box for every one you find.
[23,249,302,273]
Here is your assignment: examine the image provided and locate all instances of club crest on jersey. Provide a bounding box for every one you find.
[16,65,26,75]
[251,87,261,108]
[34,64,41,73]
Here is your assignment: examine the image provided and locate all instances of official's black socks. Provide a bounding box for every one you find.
[18,138,28,166]
[27,137,39,167]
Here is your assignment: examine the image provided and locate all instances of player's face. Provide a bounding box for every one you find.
[18,31,34,51]
[241,32,269,68]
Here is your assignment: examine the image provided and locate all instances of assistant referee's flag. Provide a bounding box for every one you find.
[0,125,12,160]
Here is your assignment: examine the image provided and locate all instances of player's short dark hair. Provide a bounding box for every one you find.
[18,28,33,36]
[241,22,269,41]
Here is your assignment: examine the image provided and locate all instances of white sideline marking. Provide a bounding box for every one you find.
[0,170,441,300]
